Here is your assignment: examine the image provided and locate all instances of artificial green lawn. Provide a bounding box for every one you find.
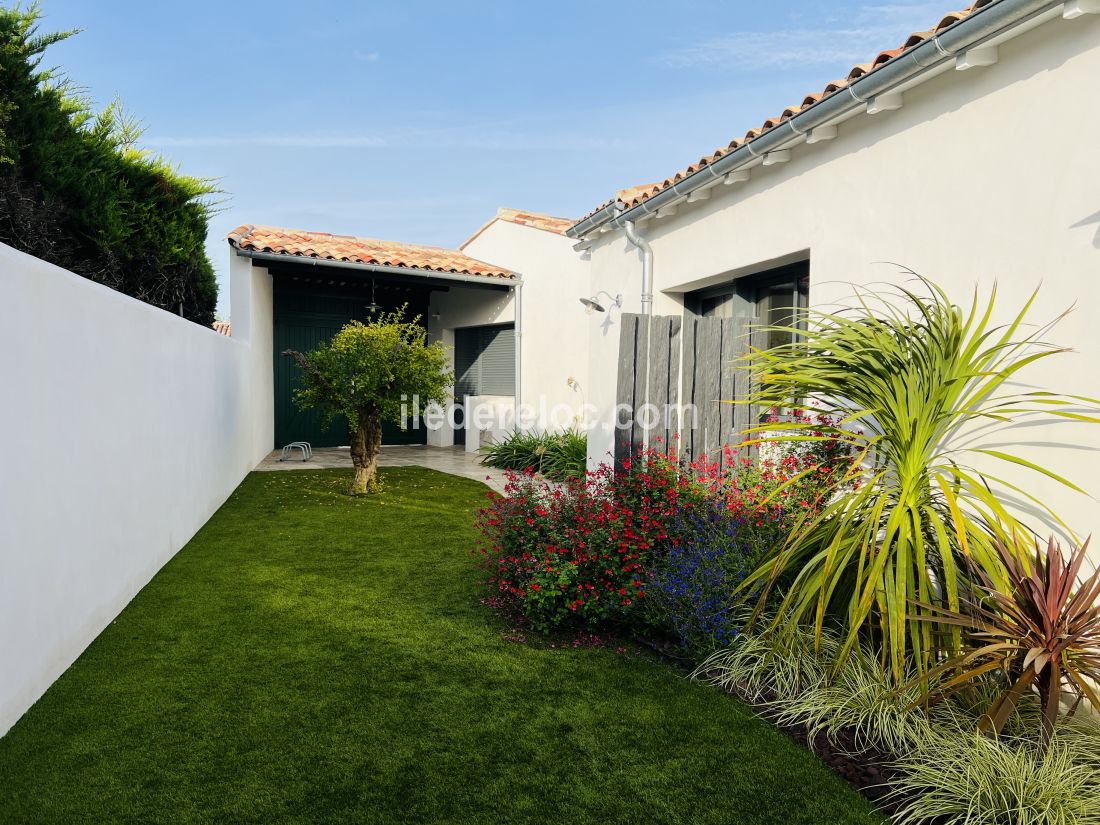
[0,468,884,824]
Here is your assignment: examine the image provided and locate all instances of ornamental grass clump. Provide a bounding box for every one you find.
[694,621,836,704]
[773,647,931,756]
[479,428,587,481]
[738,276,1100,681]
[888,728,1100,825]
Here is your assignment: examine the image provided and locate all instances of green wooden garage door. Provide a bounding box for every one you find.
[273,291,427,449]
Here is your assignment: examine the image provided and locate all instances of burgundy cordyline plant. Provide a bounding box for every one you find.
[913,536,1100,747]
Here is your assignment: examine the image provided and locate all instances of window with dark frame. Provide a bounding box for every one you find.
[686,260,809,350]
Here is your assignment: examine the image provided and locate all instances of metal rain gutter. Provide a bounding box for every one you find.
[569,202,622,240]
[233,247,521,288]
[566,0,1061,239]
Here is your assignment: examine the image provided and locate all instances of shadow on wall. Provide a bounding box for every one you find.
[934,402,1100,542]
[1071,210,1100,249]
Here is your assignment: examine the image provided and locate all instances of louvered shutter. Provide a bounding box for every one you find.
[454,324,515,396]
[478,326,515,395]
[454,328,481,398]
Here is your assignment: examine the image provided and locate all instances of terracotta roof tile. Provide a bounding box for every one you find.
[228,224,514,279]
[615,183,663,208]
[212,320,231,336]
[458,207,576,250]
[846,62,873,80]
[575,0,996,227]
[872,47,904,68]
[494,208,575,235]
[904,29,935,48]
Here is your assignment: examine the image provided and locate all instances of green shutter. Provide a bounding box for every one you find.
[454,324,515,397]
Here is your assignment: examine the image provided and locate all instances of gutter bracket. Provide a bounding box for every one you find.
[1064,0,1100,17]
[955,44,999,69]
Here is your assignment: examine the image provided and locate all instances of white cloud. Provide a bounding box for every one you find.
[353,50,380,62]
[658,3,946,70]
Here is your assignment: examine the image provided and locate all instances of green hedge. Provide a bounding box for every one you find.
[0,5,217,325]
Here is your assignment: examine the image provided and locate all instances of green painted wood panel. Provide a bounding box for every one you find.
[272,288,428,449]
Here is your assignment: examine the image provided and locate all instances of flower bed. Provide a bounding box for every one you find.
[475,278,1100,825]
[476,417,849,646]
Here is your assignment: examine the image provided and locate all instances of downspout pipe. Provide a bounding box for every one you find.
[622,220,653,317]
[622,219,654,451]
[566,0,1059,239]
[512,279,523,430]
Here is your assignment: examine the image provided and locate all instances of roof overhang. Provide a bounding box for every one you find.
[567,0,1071,240]
[235,247,520,289]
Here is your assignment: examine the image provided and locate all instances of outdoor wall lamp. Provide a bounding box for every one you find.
[365,278,380,314]
[579,291,622,314]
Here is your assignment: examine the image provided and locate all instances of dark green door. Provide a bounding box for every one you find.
[273,290,427,448]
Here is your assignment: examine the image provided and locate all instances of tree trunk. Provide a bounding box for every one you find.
[349,414,384,495]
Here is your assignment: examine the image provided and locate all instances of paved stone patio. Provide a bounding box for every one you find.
[256,444,507,493]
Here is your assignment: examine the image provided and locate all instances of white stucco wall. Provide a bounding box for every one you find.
[0,242,273,737]
[425,281,515,447]
[461,218,591,431]
[231,252,275,461]
[584,12,1100,536]
[464,395,516,453]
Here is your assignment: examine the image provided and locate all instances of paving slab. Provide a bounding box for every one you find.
[256,445,507,493]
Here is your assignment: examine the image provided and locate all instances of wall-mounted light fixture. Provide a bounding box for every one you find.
[579,291,623,314]
[365,278,381,314]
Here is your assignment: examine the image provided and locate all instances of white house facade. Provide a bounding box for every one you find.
[226,207,590,456]
[6,0,1100,740]
[567,0,1100,536]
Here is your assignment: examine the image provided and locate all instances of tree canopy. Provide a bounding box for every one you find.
[285,308,453,494]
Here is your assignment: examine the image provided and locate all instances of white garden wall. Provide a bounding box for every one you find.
[0,242,273,736]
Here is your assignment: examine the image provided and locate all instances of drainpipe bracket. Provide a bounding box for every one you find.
[805,124,838,144]
[955,44,999,69]
[1064,0,1100,16]
[867,92,904,114]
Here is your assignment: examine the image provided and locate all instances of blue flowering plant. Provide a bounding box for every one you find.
[647,500,783,653]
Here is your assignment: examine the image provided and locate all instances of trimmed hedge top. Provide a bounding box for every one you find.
[0,5,218,325]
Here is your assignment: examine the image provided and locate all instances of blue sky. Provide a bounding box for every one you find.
[37,0,948,315]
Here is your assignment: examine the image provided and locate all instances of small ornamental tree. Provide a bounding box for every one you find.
[283,308,452,494]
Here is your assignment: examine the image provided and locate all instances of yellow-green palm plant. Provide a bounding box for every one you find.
[737,277,1099,681]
